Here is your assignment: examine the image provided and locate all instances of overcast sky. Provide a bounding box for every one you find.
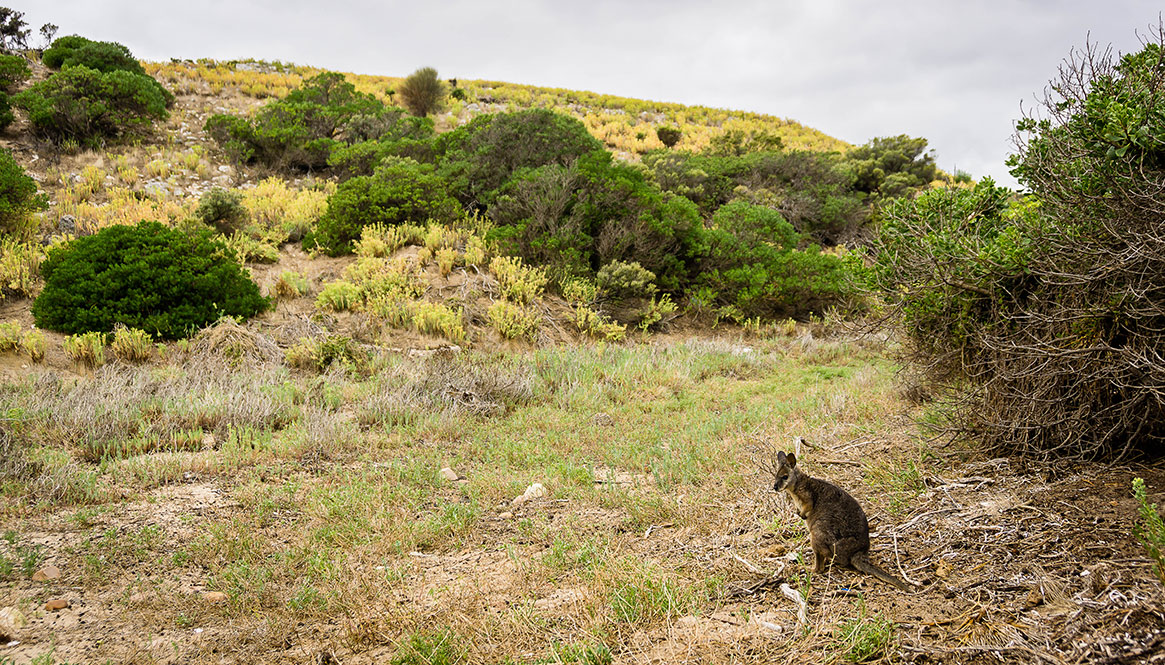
[8,1,1162,186]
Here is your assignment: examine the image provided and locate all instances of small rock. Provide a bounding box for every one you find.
[934,559,952,579]
[43,598,70,611]
[202,591,228,604]
[438,467,459,482]
[592,412,614,427]
[498,512,513,519]
[511,482,547,507]
[217,165,232,174]
[201,433,216,449]
[0,606,27,633]
[31,565,61,582]
[1024,587,1044,608]
[56,215,76,234]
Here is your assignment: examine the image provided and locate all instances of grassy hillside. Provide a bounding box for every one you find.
[144,59,851,157]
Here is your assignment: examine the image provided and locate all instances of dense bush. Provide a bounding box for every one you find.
[488,150,699,289]
[643,149,867,244]
[206,72,425,172]
[311,158,459,255]
[437,108,603,206]
[32,221,270,339]
[869,35,1165,461]
[14,66,169,144]
[656,126,681,148]
[0,149,48,239]
[848,134,937,200]
[694,201,852,319]
[42,36,146,76]
[398,66,445,117]
[194,187,249,235]
[0,54,29,89]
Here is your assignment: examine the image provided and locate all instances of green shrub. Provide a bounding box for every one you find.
[1133,478,1165,587]
[194,188,249,235]
[0,149,48,239]
[205,72,425,172]
[656,125,681,148]
[0,54,30,90]
[398,66,445,117]
[488,151,700,289]
[41,35,92,68]
[286,335,367,373]
[311,158,458,255]
[437,108,603,205]
[15,66,170,145]
[273,270,309,299]
[694,200,853,319]
[32,221,270,339]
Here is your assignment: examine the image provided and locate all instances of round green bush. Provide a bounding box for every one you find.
[15,66,169,145]
[194,187,249,235]
[311,157,458,255]
[32,221,270,340]
[0,149,48,239]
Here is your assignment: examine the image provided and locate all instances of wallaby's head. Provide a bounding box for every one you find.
[772,450,801,492]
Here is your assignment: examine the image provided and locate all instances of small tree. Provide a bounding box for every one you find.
[398,66,445,117]
[656,126,681,148]
[0,8,29,52]
[0,148,48,238]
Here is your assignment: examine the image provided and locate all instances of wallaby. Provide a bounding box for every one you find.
[772,450,913,591]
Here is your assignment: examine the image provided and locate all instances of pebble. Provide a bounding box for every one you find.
[511,483,547,507]
[202,591,228,604]
[43,598,70,611]
[32,565,61,582]
[0,606,27,633]
[439,467,459,482]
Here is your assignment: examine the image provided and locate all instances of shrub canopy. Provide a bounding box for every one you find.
[0,149,48,239]
[870,37,1165,461]
[32,221,270,339]
[14,66,169,144]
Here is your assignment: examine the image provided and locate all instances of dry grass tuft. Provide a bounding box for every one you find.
[188,318,284,368]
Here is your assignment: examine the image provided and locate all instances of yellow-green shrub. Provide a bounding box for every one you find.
[408,301,465,342]
[0,321,19,351]
[110,325,153,363]
[436,248,457,276]
[0,238,43,299]
[488,300,541,341]
[64,331,106,367]
[274,270,309,299]
[575,306,626,342]
[20,329,45,362]
[490,256,547,304]
[316,281,360,311]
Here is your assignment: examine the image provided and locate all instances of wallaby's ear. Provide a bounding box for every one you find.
[776,451,786,465]
[787,452,797,468]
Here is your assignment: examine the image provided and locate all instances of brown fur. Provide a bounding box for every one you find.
[773,450,912,591]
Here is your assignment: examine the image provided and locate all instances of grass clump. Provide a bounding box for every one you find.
[0,321,18,352]
[273,270,310,299]
[487,300,540,341]
[63,331,106,367]
[315,281,360,311]
[834,602,894,662]
[574,306,626,342]
[0,238,43,299]
[110,325,154,363]
[1133,477,1165,587]
[389,627,463,665]
[20,329,46,362]
[490,255,547,304]
[409,301,465,343]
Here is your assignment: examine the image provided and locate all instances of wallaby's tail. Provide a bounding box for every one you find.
[851,553,913,591]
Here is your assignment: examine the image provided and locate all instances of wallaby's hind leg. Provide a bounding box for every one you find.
[830,537,866,568]
[811,537,830,573]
